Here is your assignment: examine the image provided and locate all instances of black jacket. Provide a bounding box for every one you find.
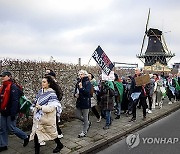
[130,74,146,98]
[74,76,91,109]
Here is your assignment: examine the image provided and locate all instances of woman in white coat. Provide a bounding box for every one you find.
[30,75,63,154]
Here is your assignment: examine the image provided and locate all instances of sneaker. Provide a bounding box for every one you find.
[78,132,86,138]
[146,109,149,113]
[58,134,63,139]
[129,117,136,122]
[23,135,30,147]
[125,111,131,117]
[97,116,102,123]
[0,146,8,152]
[40,141,46,146]
[148,110,152,114]
[103,125,109,130]
[168,101,172,105]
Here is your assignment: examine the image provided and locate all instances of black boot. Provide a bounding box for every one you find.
[34,134,40,154]
[35,144,40,154]
[53,138,63,153]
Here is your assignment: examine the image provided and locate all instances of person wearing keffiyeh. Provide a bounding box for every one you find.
[29,75,63,154]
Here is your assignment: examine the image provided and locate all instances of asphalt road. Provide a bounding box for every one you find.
[97,109,180,154]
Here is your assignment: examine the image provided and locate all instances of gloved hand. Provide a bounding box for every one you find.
[11,116,15,121]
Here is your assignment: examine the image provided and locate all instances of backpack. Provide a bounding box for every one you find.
[90,84,94,97]
[19,95,31,118]
[15,83,31,118]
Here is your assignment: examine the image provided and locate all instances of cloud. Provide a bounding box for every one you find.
[0,0,179,67]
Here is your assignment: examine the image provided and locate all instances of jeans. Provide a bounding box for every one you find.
[115,103,121,116]
[75,108,90,133]
[0,115,27,147]
[104,110,111,126]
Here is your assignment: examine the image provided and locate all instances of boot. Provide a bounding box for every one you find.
[34,134,40,154]
[35,144,40,154]
[53,138,63,153]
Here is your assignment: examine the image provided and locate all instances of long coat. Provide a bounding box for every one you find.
[30,106,58,143]
[30,88,61,143]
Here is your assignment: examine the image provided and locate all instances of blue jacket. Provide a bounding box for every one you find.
[75,76,91,109]
[1,84,22,117]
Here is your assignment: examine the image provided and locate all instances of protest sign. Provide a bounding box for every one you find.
[101,71,115,81]
[92,46,114,75]
[135,74,150,86]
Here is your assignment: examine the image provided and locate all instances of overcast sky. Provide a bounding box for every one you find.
[0,0,179,67]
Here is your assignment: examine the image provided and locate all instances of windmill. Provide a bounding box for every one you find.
[137,8,175,68]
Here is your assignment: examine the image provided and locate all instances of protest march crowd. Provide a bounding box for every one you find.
[0,68,180,153]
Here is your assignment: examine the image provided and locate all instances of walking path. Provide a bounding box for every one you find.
[4,99,180,154]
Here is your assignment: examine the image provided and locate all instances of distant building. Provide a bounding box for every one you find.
[172,63,180,73]
[173,63,180,69]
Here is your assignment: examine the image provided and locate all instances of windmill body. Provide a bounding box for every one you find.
[137,9,175,71]
[144,28,167,66]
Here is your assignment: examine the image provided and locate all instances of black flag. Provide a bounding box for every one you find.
[92,46,114,75]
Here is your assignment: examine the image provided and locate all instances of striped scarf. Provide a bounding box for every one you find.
[33,88,62,121]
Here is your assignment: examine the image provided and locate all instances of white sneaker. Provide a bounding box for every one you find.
[146,109,149,113]
[40,141,46,146]
[58,134,63,139]
[168,101,172,104]
[78,132,86,138]
[97,116,102,123]
[148,110,152,114]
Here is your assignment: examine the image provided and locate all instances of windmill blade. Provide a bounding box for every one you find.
[162,34,169,53]
[145,8,151,32]
[140,33,147,55]
[140,8,151,55]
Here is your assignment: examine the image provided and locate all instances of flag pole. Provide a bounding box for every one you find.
[87,56,93,66]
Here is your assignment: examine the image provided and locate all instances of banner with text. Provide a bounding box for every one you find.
[92,46,114,75]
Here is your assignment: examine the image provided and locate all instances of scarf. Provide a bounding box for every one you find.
[105,81,115,90]
[114,81,124,103]
[174,78,180,91]
[0,80,13,110]
[34,88,62,121]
